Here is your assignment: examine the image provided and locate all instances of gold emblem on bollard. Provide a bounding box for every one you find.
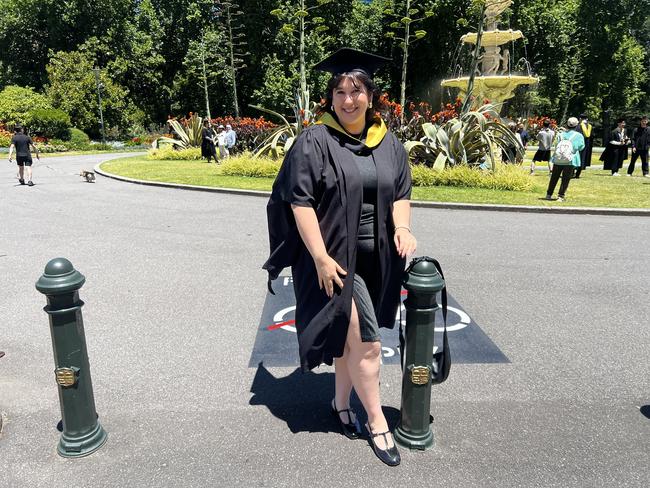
[411,366,430,385]
[55,367,78,387]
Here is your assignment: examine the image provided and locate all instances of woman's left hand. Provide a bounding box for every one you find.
[394,228,417,258]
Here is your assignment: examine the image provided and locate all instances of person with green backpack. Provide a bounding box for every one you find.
[544,117,585,202]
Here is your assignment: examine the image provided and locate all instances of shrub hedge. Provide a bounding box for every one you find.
[0,128,11,147]
[68,128,91,148]
[207,156,532,191]
[25,108,72,140]
[217,153,281,178]
[410,164,533,191]
[144,150,533,191]
[147,147,203,160]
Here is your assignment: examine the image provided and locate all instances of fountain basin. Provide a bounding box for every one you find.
[461,29,523,46]
[441,75,538,104]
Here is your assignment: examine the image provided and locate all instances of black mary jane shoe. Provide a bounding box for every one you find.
[366,423,401,467]
[331,399,362,440]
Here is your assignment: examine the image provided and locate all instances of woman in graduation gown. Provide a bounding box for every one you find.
[200,120,218,163]
[600,118,629,175]
[263,48,416,466]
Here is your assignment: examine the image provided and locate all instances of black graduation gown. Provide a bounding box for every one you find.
[262,120,412,372]
[601,128,628,171]
[576,122,593,168]
[201,128,216,158]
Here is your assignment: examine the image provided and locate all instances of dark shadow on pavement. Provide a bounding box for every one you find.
[640,405,650,419]
[249,362,401,434]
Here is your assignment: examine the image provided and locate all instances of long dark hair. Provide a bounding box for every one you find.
[319,69,386,123]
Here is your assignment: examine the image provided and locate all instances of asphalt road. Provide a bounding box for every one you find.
[1,154,649,488]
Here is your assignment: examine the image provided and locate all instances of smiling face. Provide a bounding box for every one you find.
[332,77,370,135]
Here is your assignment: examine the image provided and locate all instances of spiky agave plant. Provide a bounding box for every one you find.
[404,104,524,171]
[251,89,319,158]
[152,113,204,149]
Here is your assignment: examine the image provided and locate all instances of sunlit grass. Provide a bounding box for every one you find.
[100,156,650,208]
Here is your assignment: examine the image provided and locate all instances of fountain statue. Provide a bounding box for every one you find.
[441,0,537,111]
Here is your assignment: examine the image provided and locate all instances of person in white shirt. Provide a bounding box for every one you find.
[217,125,228,158]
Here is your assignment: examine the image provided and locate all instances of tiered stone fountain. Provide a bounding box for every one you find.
[441,0,537,111]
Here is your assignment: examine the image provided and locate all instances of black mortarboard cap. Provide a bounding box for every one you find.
[313,48,391,76]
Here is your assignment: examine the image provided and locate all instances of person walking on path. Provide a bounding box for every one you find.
[8,125,40,186]
[544,117,585,202]
[200,120,218,163]
[531,119,555,175]
[601,118,629,176]
[224,124,236,156]
[574,114,593,178]
[263,48,416,467]
[627,115,650,177]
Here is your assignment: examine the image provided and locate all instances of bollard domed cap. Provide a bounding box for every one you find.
[35,258,86,295]
[402,256,445,293]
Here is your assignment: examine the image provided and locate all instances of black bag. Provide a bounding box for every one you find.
[399,257,451,384]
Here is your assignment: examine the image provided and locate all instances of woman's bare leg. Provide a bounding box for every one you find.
[344,300,393,449]
[334,348,356,423]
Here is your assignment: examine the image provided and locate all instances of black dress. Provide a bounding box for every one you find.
[601,128,628,172]
[263,114,412,371]
[201,128,217,159]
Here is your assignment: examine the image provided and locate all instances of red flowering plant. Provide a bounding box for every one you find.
[381,96,466,144]
[430,98,463,125]
[209,116,278,153]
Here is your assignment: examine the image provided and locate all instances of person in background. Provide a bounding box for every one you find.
[201,120,218,163]
[627,115,650,177]
[544,117,584,202]
[217,124,228,158]
[600,118,629,176]
[224,124,236,156]
[531,119,554,175]
[8,125,40,186]
[502,121,523,163]
[517,122,529,147]
[574,114,593,178]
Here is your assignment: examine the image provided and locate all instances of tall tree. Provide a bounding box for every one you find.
[45,49,132,135]
[384,0,434,113]
[269,0,333,123]
[214,1,249,117]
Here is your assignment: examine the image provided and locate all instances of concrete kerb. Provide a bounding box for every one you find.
[94,163,650,217]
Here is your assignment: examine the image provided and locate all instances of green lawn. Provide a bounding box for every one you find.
[100,156,650,208]
[39,149,147,158]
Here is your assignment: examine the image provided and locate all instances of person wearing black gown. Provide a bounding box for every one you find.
[600,118,629,176]
[200,120,218,163]
[263,48,417,467]
[627,115,650,177]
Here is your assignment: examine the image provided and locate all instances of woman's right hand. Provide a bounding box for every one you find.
[314,254,347,298]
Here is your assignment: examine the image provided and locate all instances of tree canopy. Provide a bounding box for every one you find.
[0,0,647,136]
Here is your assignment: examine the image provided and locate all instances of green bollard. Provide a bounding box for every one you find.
[394,257,445,450]
[35,258,107,457]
